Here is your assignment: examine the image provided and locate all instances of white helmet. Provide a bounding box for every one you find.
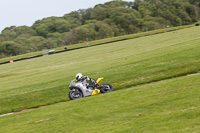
[76,73,83,80]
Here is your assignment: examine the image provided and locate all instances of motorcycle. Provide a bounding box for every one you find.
[68,77,113,100]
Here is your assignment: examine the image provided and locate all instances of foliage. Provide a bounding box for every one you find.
[0,0,199,58]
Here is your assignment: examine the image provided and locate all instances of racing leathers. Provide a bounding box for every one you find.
[74,75,94,82]
[74,75,97,89]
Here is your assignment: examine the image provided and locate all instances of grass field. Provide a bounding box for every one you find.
[0,74,199,132]
[0,26,200,114]
[0,26,200,132]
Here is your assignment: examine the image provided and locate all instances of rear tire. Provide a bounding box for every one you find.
[69,89,83,100]
[100,83,114,93]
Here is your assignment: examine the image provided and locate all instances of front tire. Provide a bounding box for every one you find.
[100,83,114,93]
[69,89,83,100]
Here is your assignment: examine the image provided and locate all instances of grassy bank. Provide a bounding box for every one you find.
[0,74,199,132]
[0,24,193,64]
[0,26,200,114]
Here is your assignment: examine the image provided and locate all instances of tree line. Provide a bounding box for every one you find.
[0,0,199,58]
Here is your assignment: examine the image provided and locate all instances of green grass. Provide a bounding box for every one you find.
[0,24,193,64]
[0,74,199,133]
[0,26,200,116]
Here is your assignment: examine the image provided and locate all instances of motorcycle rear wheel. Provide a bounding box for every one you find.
[69,89,83,100]
[100,83,114,93]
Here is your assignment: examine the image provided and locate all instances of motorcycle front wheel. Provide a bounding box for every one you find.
[69,89,83,100]
[100,83,114,93]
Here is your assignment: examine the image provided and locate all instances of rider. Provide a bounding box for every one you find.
[75,73,96,83]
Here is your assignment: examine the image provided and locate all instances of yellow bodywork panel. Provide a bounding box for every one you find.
[91,89,100,96]
[96,77,103,85]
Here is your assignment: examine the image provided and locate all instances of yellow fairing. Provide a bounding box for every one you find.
[96,77,104,85]
[91,89,100,96]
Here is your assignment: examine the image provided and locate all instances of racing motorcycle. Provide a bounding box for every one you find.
[68,77,113,100]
